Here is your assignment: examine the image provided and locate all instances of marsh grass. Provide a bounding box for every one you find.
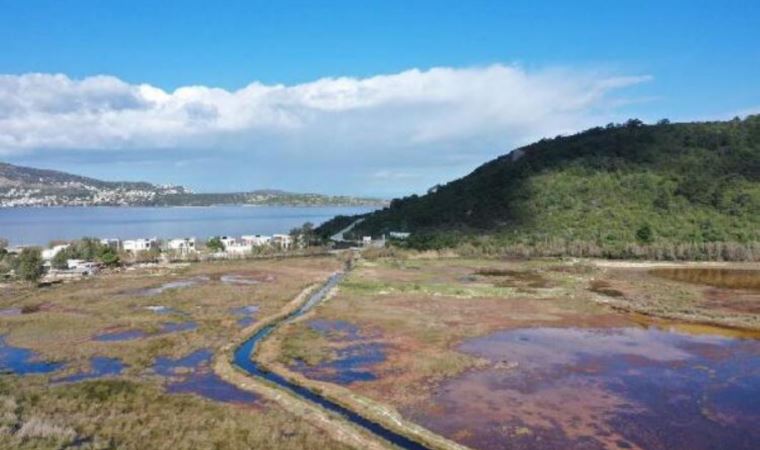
[265,253,760,422]
[0,377,350,450]
[0,256,348,449]
[262,256,588,410]
[277,324,334,366]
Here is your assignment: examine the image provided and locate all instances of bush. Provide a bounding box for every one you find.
[206,236,225,252]
[16,248,44,283]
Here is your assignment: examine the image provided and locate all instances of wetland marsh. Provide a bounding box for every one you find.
[264,256,760,450]
[1,253,758,450]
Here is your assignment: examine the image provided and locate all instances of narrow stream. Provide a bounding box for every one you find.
[232,272,430,450]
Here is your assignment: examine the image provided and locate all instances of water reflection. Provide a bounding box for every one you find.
[220,274,260,285]
[93,321,197,342]
[289,320,387,385]
[55,356,125,382]
[651,268,760,290]
[126,276,210,297]
[230,305,259,328]
[0,307,22,317]
[152,349,259,404]
[406,326,760,450]
[0,335,63,375]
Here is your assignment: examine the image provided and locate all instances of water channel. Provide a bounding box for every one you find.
[232,271,431,450]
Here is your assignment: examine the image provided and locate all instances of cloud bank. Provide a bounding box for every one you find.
[0,65,651,194]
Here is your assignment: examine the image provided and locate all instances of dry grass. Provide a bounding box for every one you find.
[590,266,760,330]
[0,256,353,450]
[0,377,351,450]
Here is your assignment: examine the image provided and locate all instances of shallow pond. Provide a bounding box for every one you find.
[0,335,64,375]
[404,326,760,450]
[93,329,149,342]
[0,307,22,317]
[153,349,214,376]
[220,274,261,286]
[93,321,197,342]
[289,320,387,385]
[650,268,760,290]
[126,276,210,297]
[55,356,125,382]
[159,321,198,333]
[152,349,260,404]
[230,305,259,328]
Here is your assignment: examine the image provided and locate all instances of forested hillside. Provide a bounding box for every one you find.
[321,116,760,259]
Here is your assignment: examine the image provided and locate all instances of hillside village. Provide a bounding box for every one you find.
[0,162,385,207]
[0,184,187,207]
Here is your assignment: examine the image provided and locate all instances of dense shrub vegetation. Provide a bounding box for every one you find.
[320,116,760,260]
[52,237,120,268]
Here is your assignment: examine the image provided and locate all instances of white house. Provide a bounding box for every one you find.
[42,244,69,261]
[100,238,121,249]
[271,234,293,249]
[167,237,196,254]
[66,259,99,274]
[362,236,373,246]
[219,236,237,249]
[241,235,272,246]
[123,238,158,252]
[225,243,253,256]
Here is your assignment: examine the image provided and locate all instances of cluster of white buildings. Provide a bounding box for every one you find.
[35,234,292,262]
[94,233,293,256]
[216,234,293,255]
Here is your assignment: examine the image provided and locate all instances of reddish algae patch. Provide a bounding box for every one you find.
[402,326,760,450]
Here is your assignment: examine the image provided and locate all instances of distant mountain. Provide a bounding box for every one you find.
[0,162,385,207]
[319,116,760,257]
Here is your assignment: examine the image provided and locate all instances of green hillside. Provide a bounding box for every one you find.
[322,116,760,259]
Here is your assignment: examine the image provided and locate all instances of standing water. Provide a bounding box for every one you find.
[404,326,760,450]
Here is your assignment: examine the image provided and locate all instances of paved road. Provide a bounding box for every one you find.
[330,218,364,242]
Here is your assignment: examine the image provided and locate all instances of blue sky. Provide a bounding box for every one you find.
[1,0,758,197]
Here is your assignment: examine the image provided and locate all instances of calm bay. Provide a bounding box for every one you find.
[0,206,374,245]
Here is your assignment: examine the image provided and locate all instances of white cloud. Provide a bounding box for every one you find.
[0,65,650,155]
[0,65,654,194]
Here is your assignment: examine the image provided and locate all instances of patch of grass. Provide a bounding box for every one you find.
[277,324,334,366]
[589,280,625,298]
[20,304,41,314]
[0,377,350,450]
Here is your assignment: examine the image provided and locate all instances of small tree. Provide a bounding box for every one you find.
[290,222,317,248]
[16,248,44,284]
[51,247,71,270]
[206,236,225,252]
[98,247,120,266]
[636,224,654,244]
[75,237,100,261]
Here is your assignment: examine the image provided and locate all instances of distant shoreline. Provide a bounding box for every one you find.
[0,203,387,209]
